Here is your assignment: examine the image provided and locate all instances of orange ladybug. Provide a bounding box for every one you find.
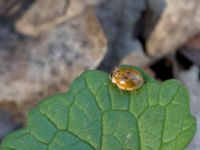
[110,66,144,91]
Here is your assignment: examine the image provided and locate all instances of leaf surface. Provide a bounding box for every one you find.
[0,66,196,150]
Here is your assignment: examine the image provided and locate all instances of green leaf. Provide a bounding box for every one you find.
[0,66,196,150]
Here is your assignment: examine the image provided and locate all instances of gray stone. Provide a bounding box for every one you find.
[96,0,145,42]
[118,39,151,67]
[0,0,25,18]
[96,0,146,71]
[15,0,103,36]
[187,113,200,150]
[0,8,107,116]
[176,66,200,115]
[142,0,166,38]
[0,25,18,43]
[0,110,22,140]
[173,65,200,150]
[147,0,200,57]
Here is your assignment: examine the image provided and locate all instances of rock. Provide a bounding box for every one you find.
[173,65,200,150]
[184,34,200,49]
[147,0,200,57]
[0,8,107,119]
[0,109,23,140]
[0,25,18,43]
[179,48,200,66]
[142,0,166,38]
[118,39,151,67]
[178,34,200,67]
[15,0,103,36]
[96,0,145,42]
[175,65,200,115]
[0,0,25,18]
[187,113,200,150]
[96,0,146,71]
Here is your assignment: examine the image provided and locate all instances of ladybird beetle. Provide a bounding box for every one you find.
[110,66,144,91]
